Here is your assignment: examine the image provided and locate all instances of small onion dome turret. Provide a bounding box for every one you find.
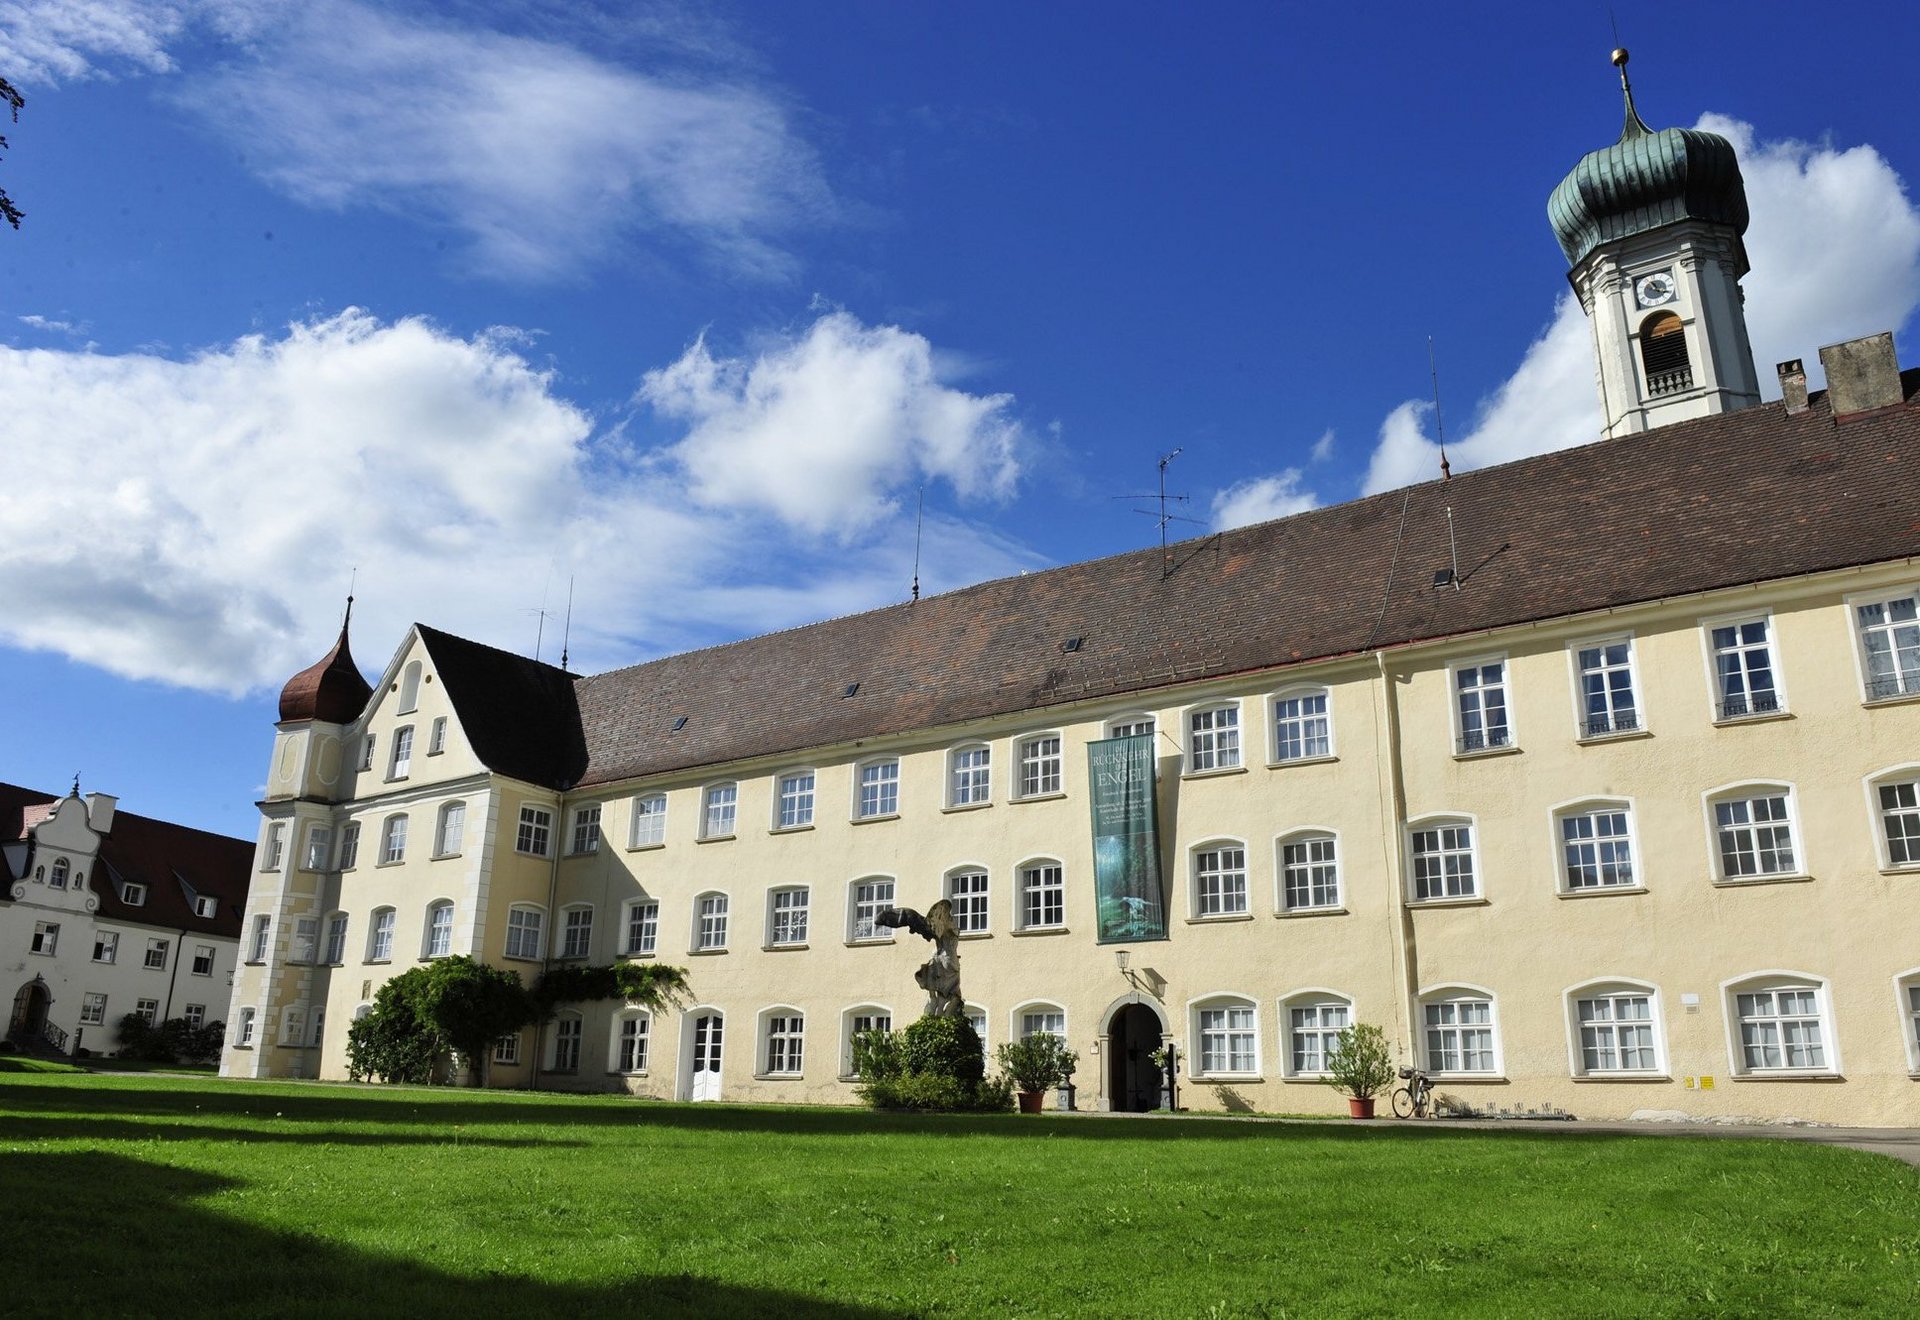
[1547,49,1749,274]
[278,600,374,724]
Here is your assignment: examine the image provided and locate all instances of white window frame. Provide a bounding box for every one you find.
[1865,765,1920,872]
[237,1007,256,1047]
[1185,702,1243,773]
[623,899,659,956]
[1419,986,1502,1077]
[1449,655,1514,754]
[1703,782,1804,884]
[1569,635,1642,739]
[1016,733,1064,799]
[247,916,269,963]
[1107,714,1156,741]
[629,793,667,848]
[1017,859,1066,931]
[262,822,285,871]
[303,825,332,872]
[94,929,120,964]
[1189,994,1260,1078]
[1848,585,1920,703]
[323,913,348,965]
[1894,968,1920,1075]
[1700,611,1785,721]
[775,771,816,830]
[194,894,219,919]
[424,901,454,958]
[290,918,316,964]
[516,805,554,857]
[428,715,447,755]
[504,905,545,961]
[191,943,215,975]
[1280,990,1352,1078]
[1564,979,1666,1077]
[550,1012,583,1073]
[613,1010,651,1074]
[694,892,729,951]
[1014,1001,1067,1043]
[1190,840,1249,919]
[560,904,594,959]
[964,1003,990,1061]
[842,1005,894,1078]
[122,881,147,906]
[358,733,375,773]
[701,783,738,839]
[388,725,414,779]
[1407,815,1479,903]
[1552,798,1641,893]
[379,813,407,865]
[569,804,602,856]
[767,887,809,947]
[759,1008,806,1078]
[854,757,900,820]
[1276,829,1341,913]
[144,936,170,970]
[435,801,466,858]
[946,866,991,935]
[31,921,59,955]
[948,743,992,808]
[848,877,896,943]
[1722,972,1839,1077]
[278,1003,305,1046]
[79,992,108,1025]
[493,1033,522,1066]
[368,907,396,962]
[1270,686,1334,764]
[336,822,360,871]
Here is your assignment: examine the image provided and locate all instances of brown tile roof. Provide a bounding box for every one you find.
[417,626,588,790]
[0,783,250,937]
[565,373,1920,788]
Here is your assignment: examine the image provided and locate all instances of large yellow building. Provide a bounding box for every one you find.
[225,70,1920,1124]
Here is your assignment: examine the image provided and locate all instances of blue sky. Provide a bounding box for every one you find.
[3,1,1918,840]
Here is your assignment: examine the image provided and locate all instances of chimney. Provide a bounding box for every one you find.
[1776,360,1809,415]
[1818,331,1905,418]
[85,792,118,835]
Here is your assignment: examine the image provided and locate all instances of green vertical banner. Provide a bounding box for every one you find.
[1088,734,1167,942]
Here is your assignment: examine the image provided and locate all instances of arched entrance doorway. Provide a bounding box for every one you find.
[9,978,51,1044]
[1106,1002,1164,1112]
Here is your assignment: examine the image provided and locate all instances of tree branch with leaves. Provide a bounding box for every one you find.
[1,76,23,230]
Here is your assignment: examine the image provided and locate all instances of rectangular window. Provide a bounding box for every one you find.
[79,992,107,1025]
[193,895,219,919]
[1188,706,1241,772]
[562,907,593,959]
[358,735,375,772]
[1454,661,1511,752]
[1410,823,1476,900]
[777,773,815,829]
[619,1016,650,1072]
[1879,780,1920,868]
[263,823,286,871]
[1288,1001,1351,1075]
[428,716,447,755]
[1857,592,1920,700]
[94,930,119,964]
[380,815,407,864]
[135,998,159,1025]
[1194,846,1248,916]
[1561,808,1636,889]
[1110,718,1155,740]
[337,822,360,870]
[183,1003,206,1029]
[426,905,454,958]
[1272,692,1331,762]
[625,902,659,956]
[1021,1010,1066,1040]
[1019,736,1062,797]
[950,746,991,806]
[370,910,395,961]
[144,938,170,970]
[1281,836,1340,911]
[553,1017,582,1072]
[851,879,896,941]
[858,760,899,818]
[770,889,809,946]
[389,726,414,778]
[696,895,729,950]
[324,915,348,964]
[517,806,553,856]
[248,916,270,962]
[505,908,543,960]
[191,944,214,975]
[237,1008,256,1047]
[122,882,147,906]
[1021,863,1065,929]
[1424,999,1496,1072]
[764,1014,804,1075]
[493,1033,521,1065]
[31,922,59,955]
[1199,1005,1257,1074]
[1576,640,1639,737]
[630,794,667,847]
[702,785,737,838]
[570,805,601,855]
[1714,793,1797,878]
[1737,988,1826,1070]
[436,802,465,856]
[948,870,990,934]
[291,918,317,964]
[1577,993,1657,1072]
[304,826,333,871]
[1710,618,1780,718]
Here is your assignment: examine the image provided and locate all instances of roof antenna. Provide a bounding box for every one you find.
[1113,448,1202,578]
[1430,337,1451,480]
[560,576,575,672]
[529,560,556,662]
[911,487,924,603]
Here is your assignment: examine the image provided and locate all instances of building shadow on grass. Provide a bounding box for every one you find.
[0,1150,910,1320]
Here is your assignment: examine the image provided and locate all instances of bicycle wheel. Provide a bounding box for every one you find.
[1391,1086,1415,1118]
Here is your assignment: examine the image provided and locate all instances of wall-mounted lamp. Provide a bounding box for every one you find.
[1115,949,1131,974]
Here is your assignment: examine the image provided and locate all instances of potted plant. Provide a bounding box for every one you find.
[1322,1023,1396,1119]
[996,1034,1078,1113]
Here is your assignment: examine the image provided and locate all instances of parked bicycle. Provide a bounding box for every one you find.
[1391,1065,1433,1118]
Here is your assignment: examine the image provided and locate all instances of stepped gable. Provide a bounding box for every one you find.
[417,626,588,791]
[573,374,1920,787]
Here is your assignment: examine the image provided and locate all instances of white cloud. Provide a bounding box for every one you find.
[1361,117,1920,494]
[641,311,1023,537]
[1210,470,1320,532]
[0,308,1038,694]
[1309,428,1335,463]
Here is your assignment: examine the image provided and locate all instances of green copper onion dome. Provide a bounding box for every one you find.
[1547,50,1749,273]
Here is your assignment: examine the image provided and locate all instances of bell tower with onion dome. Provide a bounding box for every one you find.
[1548,49,1762,438]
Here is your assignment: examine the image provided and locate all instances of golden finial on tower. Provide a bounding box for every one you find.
[1611,46,1651,139]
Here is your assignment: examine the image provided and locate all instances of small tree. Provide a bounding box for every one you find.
[996,1033,1078,1095]
[1322,1023,1396,1101]
[346,967,446,1084]
[413,956,537,1086]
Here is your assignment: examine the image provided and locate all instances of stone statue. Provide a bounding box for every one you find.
[876,898,962,1019]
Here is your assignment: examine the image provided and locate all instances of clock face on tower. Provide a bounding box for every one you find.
[1634,271,1677,308]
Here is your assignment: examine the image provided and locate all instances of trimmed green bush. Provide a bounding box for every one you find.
[855,1015,1007,1112]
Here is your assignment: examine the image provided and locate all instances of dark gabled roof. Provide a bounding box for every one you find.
[0,783,250,938]
[572,372,1920,788]
[417,625,588,790]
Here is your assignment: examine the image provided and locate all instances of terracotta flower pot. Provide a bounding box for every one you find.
[1017,1089,1046,1113]
[1347,1096,1376,1119]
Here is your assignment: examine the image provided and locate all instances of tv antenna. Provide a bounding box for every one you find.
[1113,448,1203,577]
[1429,337,1451,480]
[1433,505,1511,591]
[911,487,924,603]
[559,576,575,672]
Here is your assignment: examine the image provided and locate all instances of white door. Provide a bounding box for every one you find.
[691,1013,724,1101]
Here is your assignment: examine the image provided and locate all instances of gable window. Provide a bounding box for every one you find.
[1708,616,1781,719]
[248,916,270,963]
[844,1007,893,1077]
[1854,590,1920,701]
[368,908,395,961]
[777,772,816,829]
[1422,990,1499,1074]
[1570,983,1662,1075]
[1875,773,1920,869]
[947,868,990,934]
[561,905,594,959]
[1558,802,1638,890]
[1574,639,1639,737]
[291,918,317,964]
[263,823,286,871]
[616,1013,650,1073]
[624,900,659,956]
[1019,861,1065,930]
[397,660,422,713]
[144,937,170,970]
[428,716,448,755]
[1409,819,1477,901]
[380,814,408,865]
[762,1011,805,1076]
[1453,659,1511,753]
[1727,976,1832,1074]
[630,793,667,847]
[94,930,119,964]
[1193,844,1249,918]
[435,801,465,857]
[1018,735,1063,798]
[388,725,414,779]
[517,806,553,856]
[122,881,147,906]
[701,784,738,839]
[1194,998,1258,1076]
[324,914,348,964]
[570,805,602,855]
[1283,994,1351,1077]
[1187,705,1241,772]
[1710,787,1800,881]
[79,993,108,1026]
[194,895,219,919]
[504,906,544,960]
[1279,832,1340,912]
[304,825,333,871]
[425,901,454,958]
[949,745,992,807]
[191,944,214,975]
[337,822,360,870]
[695,894,729,951]
[850,878,896,942]
[857,759,900,819]
[769,888,809,947]
[31,922,58,955]
[1272,689,1332,763]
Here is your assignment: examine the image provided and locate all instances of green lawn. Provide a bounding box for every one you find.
[2,1072,1915,1318]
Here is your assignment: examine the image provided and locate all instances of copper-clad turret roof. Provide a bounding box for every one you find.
[278,600,374,725]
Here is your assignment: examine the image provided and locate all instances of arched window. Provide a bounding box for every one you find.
[842,1004,893,1077]
[963,1002,990,1060]
[49,857,69,889]
[693,892,729,951]
[550,1011,583,1073]
[945,865,990,934]
[1270,686,1333,763]
[1867,765,1920,871]
[434,802,465,858]
[758,1006,806,1077]
[629,792,667,847]
[1553,799,1640,892]
[379,813,408,865]
[1190,994,1260,1078]
[1016,858,1065,931]
[1279,990,1352,1077]
[611,1009,652,1074]
[560,904,594,959]
[1013,1000,1066,1042]
[848,876,895,942]
[854,757,900,820]
[947,742,992,808]
[1564,979,1665,1076]
[397,661,422,713]
[367,907,396,962]
[1704,783,1801,883]
[701,783,738,839]
[1191,840,1249,918]
[1722,972,1835,1076]
[1640,311,1691,394]
[1408,815,1479,902]
[504,904,545,960]
[1895,969,1920,1074]
[1277,830,1341,913]
[423,900,455,958]
[767,886,809,947]
[1185,702,1242,773]
[1419,985,1501,1076]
